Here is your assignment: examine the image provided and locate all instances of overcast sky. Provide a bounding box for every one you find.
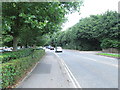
[62,0,119,31]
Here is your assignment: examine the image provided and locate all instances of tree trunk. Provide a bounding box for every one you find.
[25,44,28,48]
[13,36,18,51]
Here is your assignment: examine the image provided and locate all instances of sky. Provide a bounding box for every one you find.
[62,0,119,31]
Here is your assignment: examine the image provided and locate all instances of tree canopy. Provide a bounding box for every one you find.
[2,2,83,50]
[49,11,120,50]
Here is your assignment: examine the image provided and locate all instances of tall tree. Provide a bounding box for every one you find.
[2,2,83,50]
[49,11,119,50]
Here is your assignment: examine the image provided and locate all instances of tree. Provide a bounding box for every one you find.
[49,11,119,50]
[2,2,83,50]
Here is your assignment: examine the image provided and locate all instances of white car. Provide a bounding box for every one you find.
[55,47,62,52]
[4,48,12,51]
[0,49,5,53]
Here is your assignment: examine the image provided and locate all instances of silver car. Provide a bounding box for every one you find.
[55,47,62,52]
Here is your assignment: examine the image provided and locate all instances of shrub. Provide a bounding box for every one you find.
[100,39,120,49]
[0,48,34,63]
[1,49,45,88]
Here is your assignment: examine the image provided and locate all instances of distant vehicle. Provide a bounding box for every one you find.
[0,49,5,53]
[17,46,21,50]
[50,47,54,50]
[36,47,43,50]
[55,47,62,52]
[45,46,48,49]
[4,48,12,52]
[42,47,45,49]
[46,46,51,49]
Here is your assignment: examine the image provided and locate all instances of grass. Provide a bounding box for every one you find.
[97,53,120,58]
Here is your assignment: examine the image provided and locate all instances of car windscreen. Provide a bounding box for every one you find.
[57,47,62,49]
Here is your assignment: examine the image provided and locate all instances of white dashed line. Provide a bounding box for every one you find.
[81,57,118,68]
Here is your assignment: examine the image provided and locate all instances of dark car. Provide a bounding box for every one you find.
[45,46,49,49]
[46,46,51,49]
[50,47,54,50]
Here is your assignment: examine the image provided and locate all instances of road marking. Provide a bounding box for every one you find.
[80,56,118,68]
[54,52,82,88]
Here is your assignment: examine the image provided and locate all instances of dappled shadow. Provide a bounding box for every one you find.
[32,63,52,74]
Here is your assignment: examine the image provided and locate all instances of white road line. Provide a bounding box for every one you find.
[81,56,118,68]
[54,52,82,88]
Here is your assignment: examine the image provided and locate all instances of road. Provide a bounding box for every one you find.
[17,49,118,88]
[55,49,118,88]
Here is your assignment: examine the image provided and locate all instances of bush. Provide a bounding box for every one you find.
[0,48,34,63]
[101,39,120,49]
[1,49,45,88]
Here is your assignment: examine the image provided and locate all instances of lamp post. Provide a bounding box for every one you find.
[55,38,57,48]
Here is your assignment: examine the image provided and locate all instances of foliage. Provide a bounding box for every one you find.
[48,11,119,50]
[0,48,34,63]
[2,2,83,50]
[100,39,120,49]
[2,35,13,47]
[1,49,45,88]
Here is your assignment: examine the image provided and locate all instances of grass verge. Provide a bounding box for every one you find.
[97,53,120,58]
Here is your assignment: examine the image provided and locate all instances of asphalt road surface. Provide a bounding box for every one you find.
[55,49,118,88]
[17,49,118,88]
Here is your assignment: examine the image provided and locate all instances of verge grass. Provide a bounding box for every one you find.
[97,53,120,58]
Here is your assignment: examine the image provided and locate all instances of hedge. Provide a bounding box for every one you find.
[100,39,120,49]
[0,48,34,63]
[1,49,45,88]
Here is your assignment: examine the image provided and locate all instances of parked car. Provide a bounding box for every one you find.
[0,49,5,53]
[4,48,12,52]
[55,47,62,52]
[45,46,51,49]
[50,47,54,50]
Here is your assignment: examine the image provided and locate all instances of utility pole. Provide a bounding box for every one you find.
[55,38,57,49]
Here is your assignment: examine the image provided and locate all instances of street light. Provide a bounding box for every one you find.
[55,38,57,48]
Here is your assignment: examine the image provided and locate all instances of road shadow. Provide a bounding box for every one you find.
[32,63,52,74]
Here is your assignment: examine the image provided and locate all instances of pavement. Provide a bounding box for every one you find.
[17,49,74,88]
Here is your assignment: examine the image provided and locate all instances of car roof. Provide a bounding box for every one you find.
[57,47,62,48]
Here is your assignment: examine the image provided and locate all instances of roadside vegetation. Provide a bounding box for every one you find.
[97,53,120,58]
[0,48,33,63]
[2,2,82,51]
[48,11,120,51]
[1,2,83,88]
[1,49,45,88]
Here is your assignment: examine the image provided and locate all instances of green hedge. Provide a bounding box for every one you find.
[0,48,34,63]
[100,39,120,49]
[1,49,45,88]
